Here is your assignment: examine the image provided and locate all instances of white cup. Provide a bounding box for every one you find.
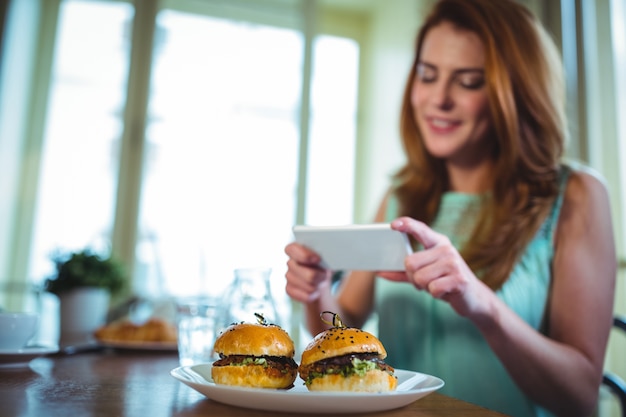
[0,312,39,350]
[176,297,219,366]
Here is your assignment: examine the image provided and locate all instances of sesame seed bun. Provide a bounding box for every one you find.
[211,322,298,389]
[300,327,387,366]
[298,326,396,392]
[213,322,295,358]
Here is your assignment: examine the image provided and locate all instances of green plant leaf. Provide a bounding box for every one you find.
[44,249,127,296]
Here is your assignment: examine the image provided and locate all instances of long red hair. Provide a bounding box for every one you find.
[394,0,567,290]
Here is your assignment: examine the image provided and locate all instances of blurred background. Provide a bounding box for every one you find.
[0,0,624,411]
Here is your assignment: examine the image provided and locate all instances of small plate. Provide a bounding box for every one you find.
[0,345,59,368]
[98,339,178,351]
[171,364,444,414]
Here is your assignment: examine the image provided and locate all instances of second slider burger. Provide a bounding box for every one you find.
[298,312,397,392]
[211,315,298,389]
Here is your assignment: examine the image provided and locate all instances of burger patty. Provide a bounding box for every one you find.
[213,354,298,375]
[298,353,394,382]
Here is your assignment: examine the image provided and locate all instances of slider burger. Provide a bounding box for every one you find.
[211,314,298,389]
[298,312,397,392]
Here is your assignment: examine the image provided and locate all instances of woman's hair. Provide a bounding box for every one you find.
[394,0,567,290]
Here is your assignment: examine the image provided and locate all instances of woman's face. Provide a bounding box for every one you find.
[411,22,493,166]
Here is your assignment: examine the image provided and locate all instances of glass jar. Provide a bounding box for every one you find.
[215,267,279,332]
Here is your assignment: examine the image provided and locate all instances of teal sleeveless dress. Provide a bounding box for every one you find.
[375,168,569,417]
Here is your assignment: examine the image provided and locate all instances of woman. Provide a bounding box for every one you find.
[284,0,616,416]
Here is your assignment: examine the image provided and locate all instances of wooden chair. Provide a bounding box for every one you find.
[602,316,626,417]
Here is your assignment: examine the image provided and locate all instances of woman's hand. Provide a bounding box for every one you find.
[378,216,495,321]
[284,242,333,304]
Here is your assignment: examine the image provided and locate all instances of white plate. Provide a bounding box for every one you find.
[0,345,59,368]
[170,364,444,414]
[98,339,178,351]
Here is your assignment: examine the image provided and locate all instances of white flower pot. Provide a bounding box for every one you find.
[59,287,110,346]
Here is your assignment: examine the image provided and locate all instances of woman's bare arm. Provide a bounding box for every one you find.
[383,170,615,416]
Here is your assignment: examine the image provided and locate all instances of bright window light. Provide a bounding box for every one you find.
[27,1,359,313]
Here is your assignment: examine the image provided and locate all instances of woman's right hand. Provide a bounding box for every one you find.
[284,242,333,303]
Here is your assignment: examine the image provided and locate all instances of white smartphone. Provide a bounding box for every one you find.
[292,223,413,271]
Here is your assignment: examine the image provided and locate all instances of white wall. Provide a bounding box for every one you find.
[0,0,42,281]
[353,0,434,223]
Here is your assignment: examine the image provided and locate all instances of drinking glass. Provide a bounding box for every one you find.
[176,296,219,366]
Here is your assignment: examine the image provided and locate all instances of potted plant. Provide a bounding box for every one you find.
[45,249,127,345]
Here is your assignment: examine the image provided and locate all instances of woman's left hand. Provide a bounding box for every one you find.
[377,216,494,320]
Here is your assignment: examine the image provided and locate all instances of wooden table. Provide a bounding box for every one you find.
[0,349,508,417]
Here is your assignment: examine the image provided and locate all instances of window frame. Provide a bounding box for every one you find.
[0,0,369,286]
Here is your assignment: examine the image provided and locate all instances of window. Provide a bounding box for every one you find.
[23,0,359,312]
[307,35,358,225]
[137,11,304,298]
[29,1,132,280]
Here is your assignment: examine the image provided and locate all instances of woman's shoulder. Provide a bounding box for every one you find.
[561,160,610,202]
[557,160,613,237]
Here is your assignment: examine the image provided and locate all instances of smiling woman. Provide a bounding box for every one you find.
[283,1,619,417]
[411,22,491,167]
[0,3,624,411]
